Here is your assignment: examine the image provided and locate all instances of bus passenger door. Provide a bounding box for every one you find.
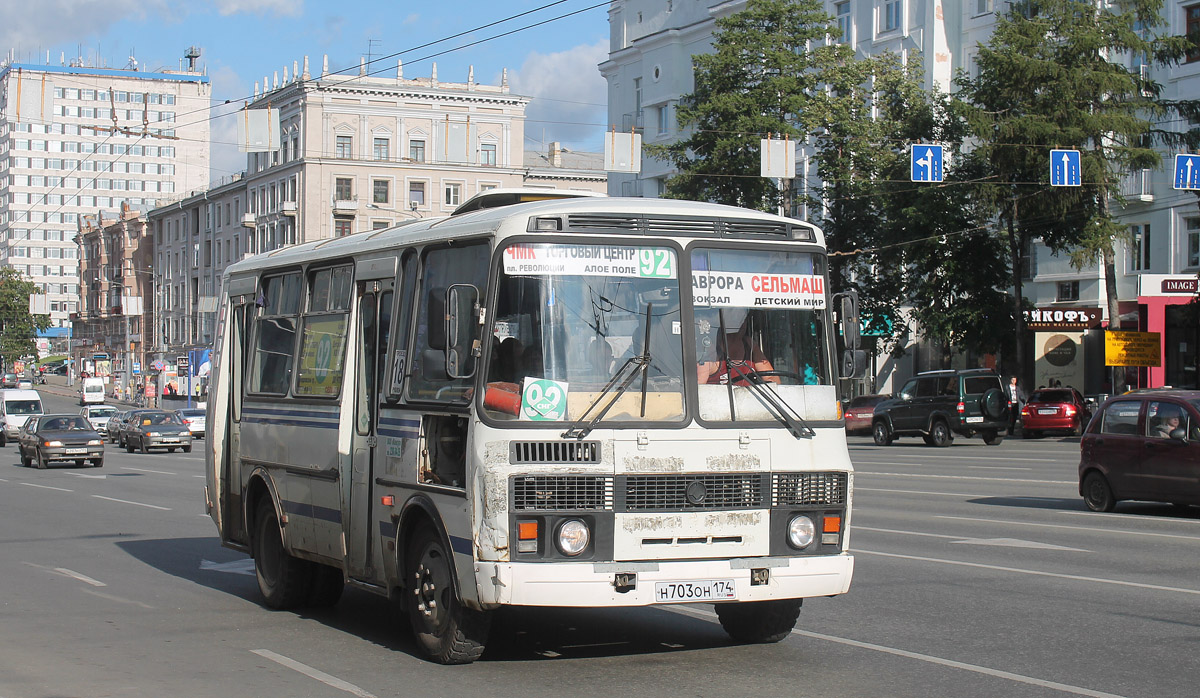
[348,281,392,579]
[223,301,249,543]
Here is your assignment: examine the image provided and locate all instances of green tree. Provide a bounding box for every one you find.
[958,0,1200,386]
[0,267,50,370]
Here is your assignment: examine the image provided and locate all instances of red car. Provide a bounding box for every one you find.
[844,394,888,434]
[1021,388,1091,437]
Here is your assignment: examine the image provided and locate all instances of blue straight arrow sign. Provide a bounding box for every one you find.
[1174,154,1200,190]
[910,144,943,183]
[1050,149,1081,187]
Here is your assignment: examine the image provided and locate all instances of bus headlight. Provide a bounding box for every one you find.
[787,515,816,549]
[556,519,590,556]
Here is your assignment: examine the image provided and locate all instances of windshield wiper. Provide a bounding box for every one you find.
[732,360,816,440]
[563,304,653,441]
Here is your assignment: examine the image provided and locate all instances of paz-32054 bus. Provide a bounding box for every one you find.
[205,193,858,664]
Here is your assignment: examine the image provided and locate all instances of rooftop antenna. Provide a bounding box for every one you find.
[126,50,138,71]
[185,46,201,72]
[366,38,380,69]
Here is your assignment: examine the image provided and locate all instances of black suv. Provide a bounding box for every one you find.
[871,369,1009,447]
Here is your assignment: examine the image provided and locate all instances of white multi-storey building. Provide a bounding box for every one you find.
[0,58,211,329]
[600,0,1200,392]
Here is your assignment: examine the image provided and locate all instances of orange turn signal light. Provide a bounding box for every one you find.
[380,495,395,507]
[517,521,539,541]
[823,515,842,534]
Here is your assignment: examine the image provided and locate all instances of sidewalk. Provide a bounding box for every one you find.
[36,375,156,409]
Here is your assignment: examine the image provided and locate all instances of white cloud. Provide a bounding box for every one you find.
[212,0,302,17]
[0,0,163,57]
[508,40,608,153]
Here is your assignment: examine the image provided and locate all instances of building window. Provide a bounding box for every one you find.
[633,77,642,116]
[336,135,353,159]
[1056,281,1080,302]
[1188,4,1200,63]
[409,139,426,163]
[975,0,992,14]
[445,182,462,207]
[1019,238,1036,280]
[1130,224,1151,271]
[836,2,851,43]
[372,221,389,230]
[373,179,390,204]
[373,138,389,161]
[1187,217,1200,267]
[409,181,426,206]
[335,177,353,201]
[657,104,670,135]
[883,0,902,32]
[480,143,497,166]
[334,218,353,237]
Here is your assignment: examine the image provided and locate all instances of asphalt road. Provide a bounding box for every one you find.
[1,389,1197,697]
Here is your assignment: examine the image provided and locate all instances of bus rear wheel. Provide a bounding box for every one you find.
[405,524,490,664]
[716,598,802,643]
[253,499,312,609]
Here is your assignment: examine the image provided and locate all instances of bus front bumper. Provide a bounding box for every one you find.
[475,554,853,608]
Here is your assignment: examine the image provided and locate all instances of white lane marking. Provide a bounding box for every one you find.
[669,606,1125,698]
[849,452,1064,463]
[90,495,171,511]
[0,477,7,481]
[852,526,1087,551]
[20,482,73,492]
[251,649,377,698]
[853,460,1035,470]
[121,466,175,475]
[935,514,1200,541]
[81,589,154,609]
[1058,510,1200,525]
[192,474,205,478]
[856,471,1074,485]
[66,472,106,479]
[856,548,1200,596]
[53,568,106,587]
[200,559,256,576]
[855,486,993,498]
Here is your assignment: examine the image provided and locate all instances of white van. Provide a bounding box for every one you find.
[80,377,106,405]
[0,389,44,446]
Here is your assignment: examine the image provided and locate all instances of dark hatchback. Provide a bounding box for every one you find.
[123,410,193,453]
[1079,390,1200,512]
[16,414,105,468]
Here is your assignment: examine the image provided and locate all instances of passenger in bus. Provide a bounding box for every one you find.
[494,337,524,383]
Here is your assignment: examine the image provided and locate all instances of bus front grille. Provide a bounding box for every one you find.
[621,474,767,511]
[509,440,601,464]
[772,472,848,506]
[512,476,614,511]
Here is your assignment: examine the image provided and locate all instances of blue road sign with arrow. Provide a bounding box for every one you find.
[1174,154,1200,190]
[910,144,943,183]
[1050,149,1081,187]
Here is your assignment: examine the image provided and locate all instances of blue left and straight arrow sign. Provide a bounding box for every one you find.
[910,144,944,183]
[1174,154,1200,190]
[1050,149,1081,187]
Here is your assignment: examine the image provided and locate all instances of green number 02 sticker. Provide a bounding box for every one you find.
[521,377,569,421]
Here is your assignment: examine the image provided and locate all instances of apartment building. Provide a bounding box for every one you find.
[0,58,211,329]
[600,0,1200,392]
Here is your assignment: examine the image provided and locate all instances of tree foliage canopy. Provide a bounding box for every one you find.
[0,267,50,368]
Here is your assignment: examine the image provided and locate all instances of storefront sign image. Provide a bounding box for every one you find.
[1105,331,1161,367]
[1024,307,1101,330]
[1160,278,1198,294]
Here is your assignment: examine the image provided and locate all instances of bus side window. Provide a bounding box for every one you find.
[387,251,416,399]
[248,271,302,395]
[406,243,488,403]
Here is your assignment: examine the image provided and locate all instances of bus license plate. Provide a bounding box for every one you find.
[654,580,736,603]
[64,448,86,455]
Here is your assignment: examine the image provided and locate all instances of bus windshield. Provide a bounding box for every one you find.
[483,242,685,424]
[692,247,831,423]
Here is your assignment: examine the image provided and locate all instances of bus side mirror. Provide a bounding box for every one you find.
[445,284,480,379]
[841,349,867,379]
[839,293,860,351]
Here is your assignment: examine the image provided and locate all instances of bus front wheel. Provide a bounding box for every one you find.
[716,598,802,644]
[253,499,312,609]
[405,524,490,664]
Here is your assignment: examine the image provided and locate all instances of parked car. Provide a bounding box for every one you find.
[123,410,193,453]
[106,410,131,444]
[16,414,105,468]
[1079,391,1200,512]
[175,408,206,439]
[871,369,1009,447]
[16,378,33,389]
[0,388,44,447]
[80,404,118,433]
[47,364,70,376]
[1021,388,1091,438]
[1,373,18,389]
[844,394,888,435]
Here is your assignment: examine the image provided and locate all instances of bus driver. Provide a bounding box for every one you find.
[696,310,779,385]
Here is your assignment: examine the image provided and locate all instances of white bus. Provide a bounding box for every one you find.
[205,193,858,664]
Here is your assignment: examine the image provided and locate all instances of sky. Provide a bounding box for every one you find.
[0,0,612,183]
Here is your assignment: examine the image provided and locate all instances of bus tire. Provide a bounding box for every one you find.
[253,499,312,609]
[405,524,490,664]
[308,563,345,607]
[716,598,802,644]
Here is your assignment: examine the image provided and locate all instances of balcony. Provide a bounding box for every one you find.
[332,199,358,214]
[241,213,257,228]
[1118,169,1153,203]
[281,201,297,216]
